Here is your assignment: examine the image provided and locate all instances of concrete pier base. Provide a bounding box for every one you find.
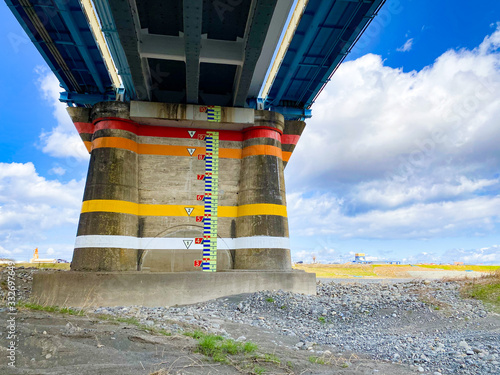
[31,271,316,308]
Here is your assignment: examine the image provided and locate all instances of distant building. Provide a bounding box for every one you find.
[30,248,56,264]
[354,253,366,263]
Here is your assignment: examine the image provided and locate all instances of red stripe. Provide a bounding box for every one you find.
[282,134,300,145]
[93,118,243,141]
[94,119,138,133]
[243,128,282,142]
[74,122,93,134]
[243,125,283,135]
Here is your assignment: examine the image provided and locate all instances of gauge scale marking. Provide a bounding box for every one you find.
[202,131,219,272]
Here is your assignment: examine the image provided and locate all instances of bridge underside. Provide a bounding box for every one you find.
[6,0,386,304]
[6,0,385,119]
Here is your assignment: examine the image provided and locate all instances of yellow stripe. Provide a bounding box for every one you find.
[81,200,287,217]
[237,203,288,217]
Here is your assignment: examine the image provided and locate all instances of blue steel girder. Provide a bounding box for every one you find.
[5,0,114,100]
[232,0,278,107]
[99,0,150,100]
[92,0,136,99]
[184,0,203,104]
[53,0,105,93]
[267,0,385,109]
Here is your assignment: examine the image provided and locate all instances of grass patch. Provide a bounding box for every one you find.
[113,316,171,336]
[243,341,258,353]
[17,301,84,316]
[293,264,377,278]
[318,316,326,324]
[115,316,141,325]
[18,304,173,337]
[293,263,500,279]
[418,265,499,272]
[189,331,258,364]
[461,270,500,313]
[265,297,275,303]
[261,353,280,364]
[309,356,326,364]
[2,262,71,270]
[183,329,205,339]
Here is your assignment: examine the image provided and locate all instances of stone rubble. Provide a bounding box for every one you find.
[93,280,499,375]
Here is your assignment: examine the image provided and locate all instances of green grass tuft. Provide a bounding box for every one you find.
[262,353,280,364]
[18,302,84,316]
[461,271,500,312]
[188,331,258,364]
[309,356,325,364]
[244,341,258,353]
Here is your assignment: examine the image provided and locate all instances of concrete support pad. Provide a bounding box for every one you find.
[31,271,316,308]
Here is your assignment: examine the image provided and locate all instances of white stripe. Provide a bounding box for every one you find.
[75,235,289,250]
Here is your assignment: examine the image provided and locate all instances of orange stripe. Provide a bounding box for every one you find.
[92,136,241,158]
[242,145,283,159]
[84,141,92,153]
[92,137,138,153]
[92,137,288,160]
[139,144,205,156]
[219,148,242,159]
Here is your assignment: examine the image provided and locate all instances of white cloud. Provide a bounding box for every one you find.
[0,162,84,260]
[35,67,89,161]
[286,25,500,243]
[397,38,414,52]
[457,245,500,263]
[49,166,66,176]
[403,246,500,264]
[288,192,500,239]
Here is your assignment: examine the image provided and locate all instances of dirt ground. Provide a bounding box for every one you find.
[0,309,414,375]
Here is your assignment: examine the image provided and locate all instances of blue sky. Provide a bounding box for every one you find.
[1,0,500,264]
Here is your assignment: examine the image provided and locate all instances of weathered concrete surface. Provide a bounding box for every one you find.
[70,101,298,274]
[235,111,290,270]
[31,271,316,307]
[140,249,233,272]
[282,120,306,168]
[130,101,254,129]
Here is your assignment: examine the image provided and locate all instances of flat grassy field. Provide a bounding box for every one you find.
[293,263,500,279]
[0,262,71,270]
[460,269,500,313]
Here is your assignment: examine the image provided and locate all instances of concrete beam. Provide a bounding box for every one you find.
[140,33,244,66]
[31,271,316,307]
[129,101,254,129]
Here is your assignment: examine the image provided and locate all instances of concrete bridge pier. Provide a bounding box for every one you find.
[72,103,140,271]
[30,101,315,307]
[235,111,291,270]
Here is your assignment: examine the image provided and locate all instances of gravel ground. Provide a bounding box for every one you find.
[2,268,499,374]
[94,280,500,375]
